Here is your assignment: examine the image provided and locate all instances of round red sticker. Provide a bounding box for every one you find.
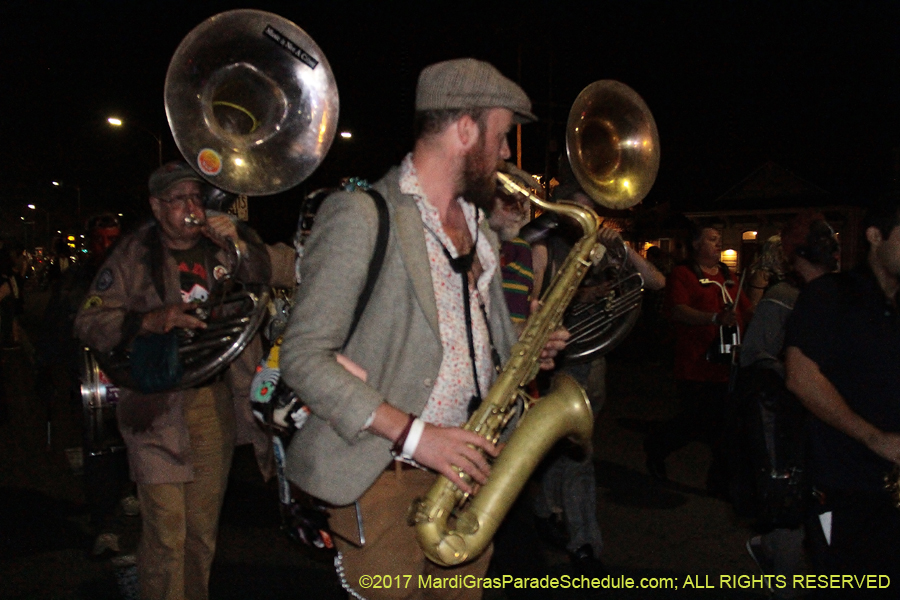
[197,148,222,176]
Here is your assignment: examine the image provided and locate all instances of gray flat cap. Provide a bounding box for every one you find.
[416,58,536,123]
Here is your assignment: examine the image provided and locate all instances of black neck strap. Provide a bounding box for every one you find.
[424,225,499,415]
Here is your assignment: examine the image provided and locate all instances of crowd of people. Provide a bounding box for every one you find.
[2,56,898,600]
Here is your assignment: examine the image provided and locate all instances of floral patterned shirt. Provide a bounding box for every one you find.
[399,154,498,427]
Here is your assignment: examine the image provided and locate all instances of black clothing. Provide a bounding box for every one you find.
[785,267,900,494]
[785,266,900,587]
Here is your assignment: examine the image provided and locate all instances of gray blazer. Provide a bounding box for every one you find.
[279,167,518,505]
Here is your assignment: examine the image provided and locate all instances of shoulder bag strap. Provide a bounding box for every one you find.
[342,189,389,350]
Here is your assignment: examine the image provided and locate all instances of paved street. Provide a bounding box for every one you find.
[0,282,776,599]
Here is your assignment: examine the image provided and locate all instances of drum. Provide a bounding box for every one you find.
[79,348,125,456]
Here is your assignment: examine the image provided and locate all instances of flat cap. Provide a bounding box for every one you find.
[416,58,536,123]
[148,160,204,198]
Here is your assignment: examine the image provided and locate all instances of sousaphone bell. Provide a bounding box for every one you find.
[95,10,338,392]
[165,9,339,196]
[552,80,660,362]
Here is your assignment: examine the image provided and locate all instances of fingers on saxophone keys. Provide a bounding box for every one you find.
[458,451,491,485]
[462,430,500,458]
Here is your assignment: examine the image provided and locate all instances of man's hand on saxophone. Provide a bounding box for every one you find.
[365,402,499,495]
[412,327,570,491]
[413,426,499,494]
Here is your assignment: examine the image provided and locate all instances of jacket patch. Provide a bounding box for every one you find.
[83,295,103,309]
[95,268,114,291]
[181,284,209,304]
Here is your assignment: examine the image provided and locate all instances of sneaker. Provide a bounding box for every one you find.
[121,495,140,517]
[92,532,121,558]
[746,536,774,575]
[111,553,137,568]
[568,544,609,578]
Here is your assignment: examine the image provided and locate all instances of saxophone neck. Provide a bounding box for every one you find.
[496,172,599,242]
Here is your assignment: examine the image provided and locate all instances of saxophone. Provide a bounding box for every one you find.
[412,79,661,566]
[411,172,602,566]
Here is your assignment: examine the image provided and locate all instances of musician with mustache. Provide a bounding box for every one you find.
[74,161,295,600]
[279,59,567,600]
[784,196,900,591]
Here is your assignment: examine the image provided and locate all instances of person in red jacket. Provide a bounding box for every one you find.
[645,224,752,495]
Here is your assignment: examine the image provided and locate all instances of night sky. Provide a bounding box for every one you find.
[2,0,898,244]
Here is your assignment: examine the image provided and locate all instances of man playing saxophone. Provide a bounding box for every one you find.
[279,58,567,600]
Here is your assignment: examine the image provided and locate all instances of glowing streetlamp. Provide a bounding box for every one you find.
[107,116,163,166]
[28,204,51,247]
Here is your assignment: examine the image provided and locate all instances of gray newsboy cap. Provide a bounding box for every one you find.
[416,58,536,123]
[148,160,204,197]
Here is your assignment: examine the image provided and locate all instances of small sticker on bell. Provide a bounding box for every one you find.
[263,25,318,69]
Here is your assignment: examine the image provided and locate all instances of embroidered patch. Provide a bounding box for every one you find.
[213,265,229,281]
[95,268,114,291]
[83,295,103,309]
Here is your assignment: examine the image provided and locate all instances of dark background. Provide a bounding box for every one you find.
[2,0,898,244]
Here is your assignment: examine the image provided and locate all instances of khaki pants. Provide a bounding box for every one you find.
[137,385,235,600]
[331,467,492,600]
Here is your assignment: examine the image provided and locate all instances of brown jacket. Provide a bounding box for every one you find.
[75,220,294,483]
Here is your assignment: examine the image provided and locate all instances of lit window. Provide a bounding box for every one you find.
[742,231,758,241]
[721,249,738,270]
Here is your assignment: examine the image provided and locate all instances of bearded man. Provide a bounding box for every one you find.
[279,58,567,600]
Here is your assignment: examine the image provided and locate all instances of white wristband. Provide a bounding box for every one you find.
[401,418,426,460]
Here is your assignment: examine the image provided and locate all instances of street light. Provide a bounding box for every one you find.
[28,204,51,248]
[107,116,163,166]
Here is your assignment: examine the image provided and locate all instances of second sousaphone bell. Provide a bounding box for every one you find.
[562,80,660,362]
[567,80,659,210]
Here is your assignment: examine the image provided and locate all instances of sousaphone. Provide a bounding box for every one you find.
[165,9,339,195]
[94,10,338,392]
[561,80,659,362]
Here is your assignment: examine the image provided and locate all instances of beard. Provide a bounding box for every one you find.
[496,215,528,242]
[461,140,498,214]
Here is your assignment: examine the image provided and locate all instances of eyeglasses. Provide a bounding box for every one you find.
[161,193,203,208]
[497,192,528,212]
